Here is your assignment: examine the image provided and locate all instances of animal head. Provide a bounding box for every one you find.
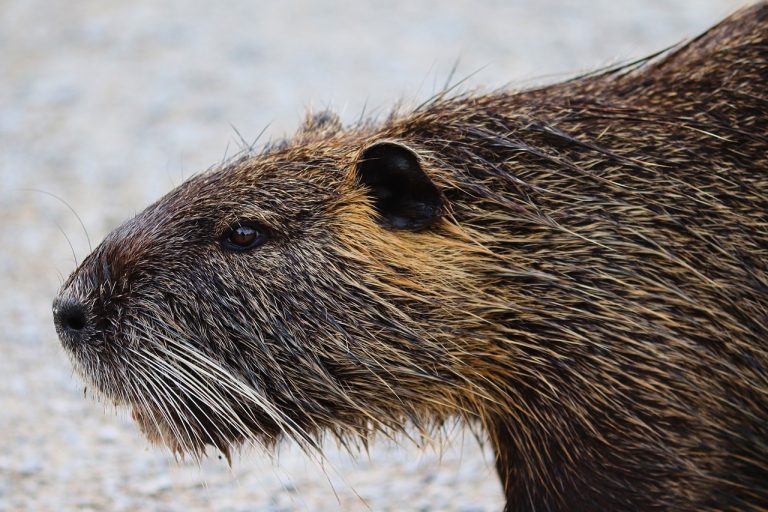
[52,120,496,458]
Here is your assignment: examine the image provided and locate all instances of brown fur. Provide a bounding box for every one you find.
[54,4,768,511]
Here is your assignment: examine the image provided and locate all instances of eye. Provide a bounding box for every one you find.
[220,221,268,252]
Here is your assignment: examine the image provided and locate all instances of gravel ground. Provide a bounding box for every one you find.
[0,1,747,510]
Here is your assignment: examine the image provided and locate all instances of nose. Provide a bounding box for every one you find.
[53,297,90,345]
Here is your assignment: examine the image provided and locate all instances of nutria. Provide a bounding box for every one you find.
[53,3,767,511]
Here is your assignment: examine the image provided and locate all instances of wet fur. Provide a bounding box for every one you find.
[57,4,767,511]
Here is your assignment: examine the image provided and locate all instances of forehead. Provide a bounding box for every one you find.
[136,147,346,230]
[194,145,344,196]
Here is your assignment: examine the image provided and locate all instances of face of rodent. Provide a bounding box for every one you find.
[52,134,465,457]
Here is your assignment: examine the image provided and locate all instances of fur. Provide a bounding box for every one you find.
[55,4,768,511]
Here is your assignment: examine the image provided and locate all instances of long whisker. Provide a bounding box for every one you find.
[52,220,78,266]
[22,188,92,251]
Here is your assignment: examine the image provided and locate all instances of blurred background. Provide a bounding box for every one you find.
[0,0,747,510]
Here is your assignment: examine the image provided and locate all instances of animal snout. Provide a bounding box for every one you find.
[53,296,90,347]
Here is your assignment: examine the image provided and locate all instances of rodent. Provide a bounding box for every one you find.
[52,4,768,511]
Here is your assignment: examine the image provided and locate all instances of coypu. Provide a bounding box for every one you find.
[52,3,768,511]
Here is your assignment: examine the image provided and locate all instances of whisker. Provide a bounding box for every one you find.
[22,188,92,252]
[52,219,78,266]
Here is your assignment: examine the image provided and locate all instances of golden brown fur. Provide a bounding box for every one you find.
[54,4,767,511]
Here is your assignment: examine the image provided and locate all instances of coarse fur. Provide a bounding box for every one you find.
[54,4,768,511]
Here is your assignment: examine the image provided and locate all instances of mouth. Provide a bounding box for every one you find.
[130,403,215,458]
[58,339,251,459]
[120,371,292,461]
[70,366,279,465]
[54,295,294,459]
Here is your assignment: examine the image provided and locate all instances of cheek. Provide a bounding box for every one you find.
[165,226,338,332]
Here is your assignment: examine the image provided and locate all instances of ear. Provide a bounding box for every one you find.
[355,141,442,230]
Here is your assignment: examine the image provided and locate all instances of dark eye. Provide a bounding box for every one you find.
[220,222,267,252]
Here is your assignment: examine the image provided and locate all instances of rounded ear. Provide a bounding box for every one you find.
[355,141,442,231]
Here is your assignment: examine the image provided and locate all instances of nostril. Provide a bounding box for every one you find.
[54,299,89,333]
[62,307,86,331]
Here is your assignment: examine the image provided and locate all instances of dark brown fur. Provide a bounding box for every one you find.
[54,4,768,511]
